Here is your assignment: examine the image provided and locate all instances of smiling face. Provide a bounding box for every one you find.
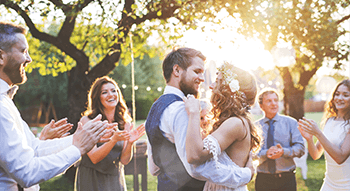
[333,84,350,116]
[260,92,279,119]
[1,33,32,85]
[100,82,120,110]
[209,72,223,90]
[179,56,205,98]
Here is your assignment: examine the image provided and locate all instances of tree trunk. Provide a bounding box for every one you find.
[67,67,92,133]
[283,86,305,120]
[278,62,320,120]
[279,67,305,120]
[64,66,94,184]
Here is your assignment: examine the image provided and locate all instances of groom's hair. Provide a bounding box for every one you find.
[0,22,27,51]
[0,22,26,52]
[162,47,205,83]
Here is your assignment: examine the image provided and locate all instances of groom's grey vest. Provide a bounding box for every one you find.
[145,94,205,191]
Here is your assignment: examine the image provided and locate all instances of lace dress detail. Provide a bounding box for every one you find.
[203,135,221,168]
[202,135,248,191]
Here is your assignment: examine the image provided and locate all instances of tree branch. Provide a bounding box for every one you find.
[277,66,295,90]
[57,0,94,41]
[88,44,121,80]
[299,66,318,88]
[91,0,182,80]
[0,1,55,42]
[134,1,181,26]
[48,0,65,8]
[90,0,183,81]
[97,0,106,18]
[57,16,77,41]
[1,1,89,69]
[336,14,350,25]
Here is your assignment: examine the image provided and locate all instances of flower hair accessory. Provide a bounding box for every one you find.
[217,62,240,93]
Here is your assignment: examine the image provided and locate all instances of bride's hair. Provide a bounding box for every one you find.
[210,63,262,153]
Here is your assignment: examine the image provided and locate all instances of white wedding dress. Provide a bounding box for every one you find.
[320,118,350,191]
[201,135,248,191]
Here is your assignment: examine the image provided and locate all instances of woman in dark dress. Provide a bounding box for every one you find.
[75,76,145,191]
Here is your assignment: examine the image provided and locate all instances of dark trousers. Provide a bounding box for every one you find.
[255,172,297,191]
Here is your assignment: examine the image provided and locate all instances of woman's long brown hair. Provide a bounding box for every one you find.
[323,79,350,127]
[210,64,262,153]
[83,76,131,130]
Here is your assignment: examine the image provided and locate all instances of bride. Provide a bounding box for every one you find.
[184,62,262,190]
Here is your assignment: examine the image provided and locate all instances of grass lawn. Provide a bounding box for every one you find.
[39,112,327,190]
[246,158,326,191]
[39,158,326,191]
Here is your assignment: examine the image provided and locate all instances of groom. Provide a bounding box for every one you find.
[146,47,254,191]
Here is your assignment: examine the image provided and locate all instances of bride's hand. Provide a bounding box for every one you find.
[183,94,200,115]
[298,117,321,137]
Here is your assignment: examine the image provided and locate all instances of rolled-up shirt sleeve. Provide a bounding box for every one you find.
[283,120,305,158]
[0,102,81,188]
[171,103,251,188]
[30,130,75,157]
[257,148,269,165]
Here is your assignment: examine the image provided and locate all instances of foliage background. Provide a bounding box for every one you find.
[14,50,165,121]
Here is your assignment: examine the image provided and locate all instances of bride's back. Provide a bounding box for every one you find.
[225,117,252,167]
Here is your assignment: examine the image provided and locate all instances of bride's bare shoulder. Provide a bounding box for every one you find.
[218,117,248,135]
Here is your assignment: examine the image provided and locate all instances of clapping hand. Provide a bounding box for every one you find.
[39,118,73,140]
[73,114,108,155]
[125,122,146,144]
[99,123,119,142]
[298,121,313,141]
[267,144,284,159]
[109,122,130,142]
[298,117,320,139]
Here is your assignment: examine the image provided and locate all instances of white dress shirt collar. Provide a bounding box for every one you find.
[164,85,185,99]
[0,78,11,95]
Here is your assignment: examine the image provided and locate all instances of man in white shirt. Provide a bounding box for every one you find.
[146,47,254,190]
[0,22,109,191]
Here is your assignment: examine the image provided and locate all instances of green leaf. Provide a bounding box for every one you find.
[119,31,125,38]
[131,4,138,10]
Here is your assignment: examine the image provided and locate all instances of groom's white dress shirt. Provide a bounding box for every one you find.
[0,79,81,191]
[147,85,251,188]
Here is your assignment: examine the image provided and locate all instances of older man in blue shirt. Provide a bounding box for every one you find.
[255,88,305,191]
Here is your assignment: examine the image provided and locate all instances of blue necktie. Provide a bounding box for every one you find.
[267,119,276,174]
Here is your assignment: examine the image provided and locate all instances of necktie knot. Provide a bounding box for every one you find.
[7,85,18,99]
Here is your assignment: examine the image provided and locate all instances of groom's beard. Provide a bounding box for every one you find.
[179,74,200,98]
